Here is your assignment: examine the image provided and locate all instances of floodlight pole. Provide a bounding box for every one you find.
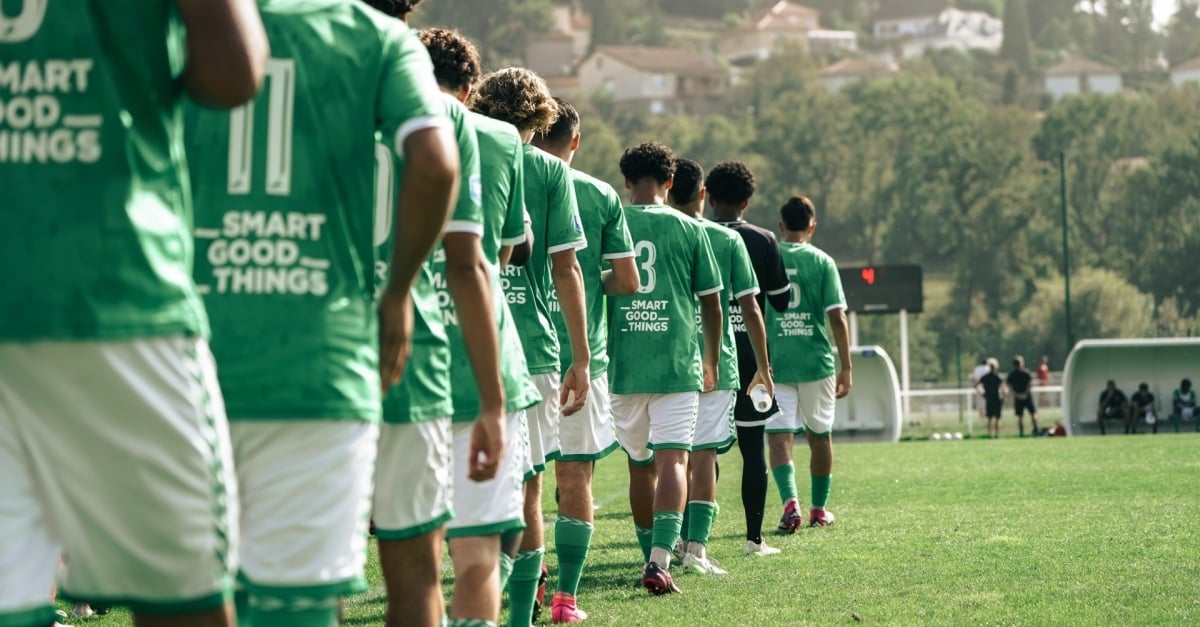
[849,311,859,347]
[1060,151,1074,353]
[900,308,911,426]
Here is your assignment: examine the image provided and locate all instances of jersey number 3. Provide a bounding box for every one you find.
[227,59,296,196]
[634,241,657,294]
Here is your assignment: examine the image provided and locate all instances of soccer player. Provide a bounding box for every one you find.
[474,69,591,627]
[1006,356,1039,437]
[0,3,265,626]
[532,98,640,622]
[765,196,853,532]
[413,26,544,627]
[977,362,1005,438]
[186,2,460,624]
[705,161,791,555]
[667,159,774,574]
[609,142,723,595]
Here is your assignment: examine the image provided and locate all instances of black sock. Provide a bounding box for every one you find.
[737,424,768,543]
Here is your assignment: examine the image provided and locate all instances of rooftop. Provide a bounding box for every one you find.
[587,46,724,75]
[874,0,954,21]
[1045,57,1121,77]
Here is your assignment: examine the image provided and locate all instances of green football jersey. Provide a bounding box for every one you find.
[378,94,483,424]
[435,112,540,422]
[552,170,635,378]
[187,0,445,421]
[607,205,722,395]
[768,242,847,384]
[694,218,759,391]
[501,145,585,375]
[0,1,207,341]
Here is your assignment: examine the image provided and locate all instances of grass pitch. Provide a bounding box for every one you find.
[63,433,1200,625]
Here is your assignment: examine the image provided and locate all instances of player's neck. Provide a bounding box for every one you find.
[784,232,811,244]
[628,180,667,205]
[532,141,572,164]
[669,202,702,218]
[710,203,743,222]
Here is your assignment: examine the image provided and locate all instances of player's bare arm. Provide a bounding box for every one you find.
[380,126,459,392]
[177,0,268,107]
[602,257,640,295]
[827,307,853,398]
[508,220,535,267]
[738,293,775,398]
[444,232,506,481]
[698,291,723,393]
[551,248,591,414]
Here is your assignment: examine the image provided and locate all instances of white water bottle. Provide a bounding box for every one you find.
[749,384,772,413]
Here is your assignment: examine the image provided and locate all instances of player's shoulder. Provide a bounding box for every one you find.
[263,0,389,39]
[470,112,522,146]
[569,168,617,198]
[698,218,740,246]
[523,143,569,182]
[440,92,472,123]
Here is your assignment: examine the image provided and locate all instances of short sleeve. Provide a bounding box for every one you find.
[500,141,527,246]
[692,222,723,297]
[544,159,586,255]
[444,101,483,234]
[823,256,847,312]
[378,26,448,158]
[730,238,758,300]
[601,190,635,260]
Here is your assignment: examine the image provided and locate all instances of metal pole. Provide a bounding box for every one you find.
[849,311,859,347]
[900,309,911,426]
[956,337,969,436]
[1060,151,1073,352]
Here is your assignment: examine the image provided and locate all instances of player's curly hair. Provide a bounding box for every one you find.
[419,28,481,93]
[361,0,422,17]
[471,68,558,134]
[704,160,757,206]
[534,97,580,149]
[619,142,675,185]
[668,158,703,205]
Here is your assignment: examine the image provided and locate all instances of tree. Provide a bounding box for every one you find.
[1014,268,1156,358]
[414,0,553,66]
[1000,0,1034,74]
[1166,0,1200,65]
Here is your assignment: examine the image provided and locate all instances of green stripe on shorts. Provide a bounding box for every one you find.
[557,440,620,463]
[445,518,526,539]
[374,510,453,541]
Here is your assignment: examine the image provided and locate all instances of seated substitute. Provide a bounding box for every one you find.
[1171,378,1196,433]
[1129,383,1156,434]
[1096,380,1129,435]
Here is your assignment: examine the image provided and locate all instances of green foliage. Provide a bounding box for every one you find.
[1014,268,1156,358]
[1001,0,1034,74]
[413,0,553,66]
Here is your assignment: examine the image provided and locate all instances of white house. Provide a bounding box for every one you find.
[717,1,821,65]
[1171,57,1200,86]
[577,46,728,114]
[872,0,954,39]
[819,57,899,93]
[1043,58,1122,101]
[896,8,1002,59]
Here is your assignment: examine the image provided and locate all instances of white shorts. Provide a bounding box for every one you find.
[0,338,237,616]
[446,411,528,538]
[769,377,837,436]
[694,390,736,452]
[612,392,698,464]
[525,373,561,475]
[231,421,378,598]
[558,376,619,461]
[373,419,453,540]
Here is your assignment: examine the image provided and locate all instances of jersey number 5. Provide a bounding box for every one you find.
[227,58,296,196]
[635,241,657,294]
[786,268,802,309]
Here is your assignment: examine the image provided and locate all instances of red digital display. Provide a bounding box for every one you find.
[861,267,876,286]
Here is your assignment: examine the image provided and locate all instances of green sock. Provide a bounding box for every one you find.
[498,551,514,590]
[248,596,338,627]
[650,511,684,552]
[772,462,798,504]
[680,506,690,543]
[506,549,543,627]
[554,515,593,597]
[449,620,497,627]
[685,501,717,545]
[811,474,832,509]
[635,525,653,562]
